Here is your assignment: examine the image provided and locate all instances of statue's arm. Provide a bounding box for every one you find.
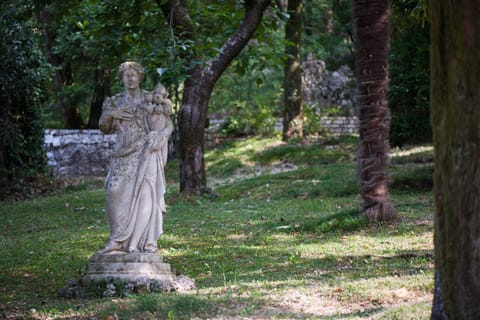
[160,116,174,138]
[98,97,115,134]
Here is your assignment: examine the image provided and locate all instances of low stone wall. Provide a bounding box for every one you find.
[272,116,358,135]
[319,116,358,134]
[44,117,358,178]
[44,129,116,178]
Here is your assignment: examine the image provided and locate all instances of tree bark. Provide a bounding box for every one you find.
[158,0,272,194]
[353,0,396,221]
[38,9,84,129]
[430,1,480,319]
[431,270,448,320]
[282,0,303,141]
[88,66,111,129]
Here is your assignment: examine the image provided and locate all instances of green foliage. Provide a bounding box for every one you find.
[211,0,356,138]
[218,102,277,137]
[0,3,51,199]
[303,0,354,69]
[210,10,285,138]
[44,0,173,127]
[389,0,431,147]
[302,104,324,135]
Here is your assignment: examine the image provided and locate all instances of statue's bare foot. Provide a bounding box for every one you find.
[144,243,158,253]
[128,247,140,253]
[99,240,123,254]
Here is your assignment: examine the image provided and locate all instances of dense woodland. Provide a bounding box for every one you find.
[1,0,479,319]
[0,0,429,194]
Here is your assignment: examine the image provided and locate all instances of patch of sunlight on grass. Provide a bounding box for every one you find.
[1,135,436,319]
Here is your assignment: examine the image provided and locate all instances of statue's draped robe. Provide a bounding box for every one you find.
[99,91,167,252]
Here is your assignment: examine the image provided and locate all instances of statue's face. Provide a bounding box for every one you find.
[152,86,168,104]
[122,69,140,90]
[153,90,167,104]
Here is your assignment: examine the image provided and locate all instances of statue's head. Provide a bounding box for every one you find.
[152,83,168,103]
[117,61,145,83]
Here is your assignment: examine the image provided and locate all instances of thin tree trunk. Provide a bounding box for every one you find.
[430,1,480,318]
[176,67,211,193]
[88,66,111,129]
[158,0,271,194]
[353,0,396,221]
[282,0,303,141]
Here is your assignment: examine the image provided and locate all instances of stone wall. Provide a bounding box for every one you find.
[319,116,358,134]
[302,55,356,114]
[272,116,358,135]
[44,129,116,178]
[44,117,358,178]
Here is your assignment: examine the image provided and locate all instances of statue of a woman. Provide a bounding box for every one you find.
[98,61,173,254]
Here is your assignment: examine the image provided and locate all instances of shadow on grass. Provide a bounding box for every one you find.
[253,208,368,236]
[216,164,358,200]
[250,135,358,166]
[128,293,220,320]
[159,206,432,290]
[391,165,433,193]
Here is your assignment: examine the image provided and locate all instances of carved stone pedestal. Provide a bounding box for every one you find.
[58,252,195,297]
[82,252,174,283]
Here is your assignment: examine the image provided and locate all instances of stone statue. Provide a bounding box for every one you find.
[98,61,173,254]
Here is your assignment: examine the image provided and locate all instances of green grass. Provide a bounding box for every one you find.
[0,135,435,319]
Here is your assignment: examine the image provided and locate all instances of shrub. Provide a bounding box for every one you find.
[0,4,51,199]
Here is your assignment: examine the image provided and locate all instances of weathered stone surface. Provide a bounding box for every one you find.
[302,54,355,114]
[82,252,173,284]
[43,129,116,178]
[98,61,172,255]
[319,116,358,134]
[57,252,195,298]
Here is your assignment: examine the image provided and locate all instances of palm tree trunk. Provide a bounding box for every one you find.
[353,0,396,221]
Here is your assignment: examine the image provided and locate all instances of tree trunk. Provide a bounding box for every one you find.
[38,9,84,129]
[176,68,211,193]
[430,1,480,318]
[88,66,111,129]
[353,0,396,221]
[159,0,272,194]
[282,0,303,141]
[431,270,448,320]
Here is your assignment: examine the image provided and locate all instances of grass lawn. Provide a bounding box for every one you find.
[0,135,435,319]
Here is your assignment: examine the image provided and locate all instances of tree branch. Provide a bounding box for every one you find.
[207,0,272,83]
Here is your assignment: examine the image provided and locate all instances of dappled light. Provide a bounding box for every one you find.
[0,134,435,319]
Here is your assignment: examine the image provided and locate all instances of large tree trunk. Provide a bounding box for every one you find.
[282,0,303,141]
[431,270,448,320]
[38,9,84,129]
[353,0,396,221]
[87,66,111,129]
[159,0,272,194]
[430,1,480,319]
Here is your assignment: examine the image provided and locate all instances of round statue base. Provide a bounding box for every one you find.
[82,252,174,283]
[59,252,194,298]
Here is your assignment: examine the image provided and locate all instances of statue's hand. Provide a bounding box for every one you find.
[111,109,135,120]
[147,131,165,152]
[143,103,155,114]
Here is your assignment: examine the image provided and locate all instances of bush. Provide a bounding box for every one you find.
[389,0,431,147]
[218,102,276,137]
[0,4,51,199]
